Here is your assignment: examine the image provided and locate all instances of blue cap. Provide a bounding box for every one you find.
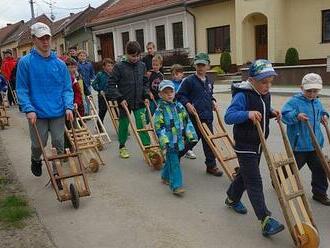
[249,59,277,80]
[158,80,175,91]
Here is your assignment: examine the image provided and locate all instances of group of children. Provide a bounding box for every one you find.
[62,40,329,239]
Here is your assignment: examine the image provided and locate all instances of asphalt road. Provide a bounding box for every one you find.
[1,93,329,248]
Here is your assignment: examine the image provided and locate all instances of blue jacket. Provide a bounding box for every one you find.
[78,61,95,89]
[0,74,7,92]
[225,81,273,153]
[281,93,329,152]
[177,74,215,120]
[16,48,74,118]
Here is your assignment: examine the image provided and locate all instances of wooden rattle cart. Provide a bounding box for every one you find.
[122,103,164,170]
[65,111,105,173]
[0,104,9,129]
[77,96,111,150]
[256,121,319,248]
[306,121,330,181]
[101,92,120,135]
[34,122,91,209]
[192,108,239,181]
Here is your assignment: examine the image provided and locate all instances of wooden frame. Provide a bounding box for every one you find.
[306,121,330,180]
[122,103,164,170]
[256,121,319,247]
[77,96,111,148]
[101,92,120,135]
[33,122,90,209]
[192,108,239,181]
[0,103,10,129]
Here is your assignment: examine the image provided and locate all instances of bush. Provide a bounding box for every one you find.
[285,48,299,66]
[211,66,225,75]
[162,49,192,66]
[220,52,232,73]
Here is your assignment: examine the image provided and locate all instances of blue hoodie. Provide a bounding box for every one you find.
[281,93,329,152]
[16,48,74,118]
[78,60,95,89]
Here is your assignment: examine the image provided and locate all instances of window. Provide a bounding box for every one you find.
[155,25,166,50]
[122,31,129,53]
[135,29,145,50]
[207,25,230,53]
[82,40,89,55]
[322,10,330,43]
[173,22,183,49]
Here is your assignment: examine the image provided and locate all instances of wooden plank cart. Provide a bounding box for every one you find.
[192,108,239,181]
[77,96,111,150]
[33,122,91,209]
[256,120,319,247]
[65,111,105,173]
[0,103,9,129]
[101,92,120,135]
[122,103,164,170]
[306,121,330,180]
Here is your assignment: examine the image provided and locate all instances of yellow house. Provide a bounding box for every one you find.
[189,0,330,65]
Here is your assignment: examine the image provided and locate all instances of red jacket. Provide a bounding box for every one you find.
[71,74,84,116]
[1,57,16,81]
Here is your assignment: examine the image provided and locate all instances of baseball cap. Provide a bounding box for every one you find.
[301,73,323,90]
[249,59,277,80]
[194,52,210,65]
[31,22,51,38]
[159,80,175,91]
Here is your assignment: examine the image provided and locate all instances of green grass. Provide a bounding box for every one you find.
[0,195,32,224]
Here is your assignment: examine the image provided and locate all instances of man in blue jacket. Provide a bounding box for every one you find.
[16,22,74,177]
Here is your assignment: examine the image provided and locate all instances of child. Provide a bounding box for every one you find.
[281,73,330,205]
[177,53,223,176]
[92,58,115,130]
[171,64,196,160]
[142,42,156,73]
[154,80,197,195]
[66,58,84,116]
[0,73,8,105]
[106,41,150,159]
[148,54,164,114]
[224,59,284,237]
[77,50,95,115]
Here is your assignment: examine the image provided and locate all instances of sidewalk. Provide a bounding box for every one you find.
[214,84,330,97]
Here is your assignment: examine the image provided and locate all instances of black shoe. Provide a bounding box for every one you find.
[31,159,42,177]
[312,193,330,206]
[206,166,223,177]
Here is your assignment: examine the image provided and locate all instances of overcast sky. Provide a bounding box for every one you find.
[0,0,108,28]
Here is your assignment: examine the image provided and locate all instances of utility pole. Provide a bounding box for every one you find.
[29,0,35,20]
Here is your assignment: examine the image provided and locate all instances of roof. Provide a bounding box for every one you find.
[2,14,52,47]
[0,20,24,44]
[89,0,184,25]
[51,13,80,37]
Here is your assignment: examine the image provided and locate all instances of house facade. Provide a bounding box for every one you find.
[190,0,330,65]
[89,0,196,62]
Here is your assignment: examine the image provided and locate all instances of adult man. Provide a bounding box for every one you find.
[16,22,74,177]
[1,49,16,105]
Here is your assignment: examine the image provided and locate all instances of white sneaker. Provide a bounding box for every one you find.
[185,150,196,159]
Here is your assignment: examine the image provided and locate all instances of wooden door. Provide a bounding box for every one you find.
[98,33,114,60]
[255,24,268,59]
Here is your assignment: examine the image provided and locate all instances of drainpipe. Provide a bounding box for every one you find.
[184,1,197,55]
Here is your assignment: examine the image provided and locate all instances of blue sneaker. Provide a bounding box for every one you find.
[261,216,285,237]
[225,197,247,214]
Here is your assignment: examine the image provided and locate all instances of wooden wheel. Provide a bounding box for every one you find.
[294,223,319,248]
[89,158,99,173]
[70,183,80,209]
[148,150,163,170]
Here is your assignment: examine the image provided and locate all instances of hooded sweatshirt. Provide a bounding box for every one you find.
[16,48,74,118]
[281,93,329,152]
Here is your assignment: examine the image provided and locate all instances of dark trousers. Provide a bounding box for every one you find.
[294,151,328,196]
[227,152,269,220]
[179,117,216,168]
[98,94,108,123]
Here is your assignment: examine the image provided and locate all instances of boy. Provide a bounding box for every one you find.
[224,59,284,237]
[107,41,150,159]
[148,54,164,114]
[282,73,330,205]
[92,58,115,129]
[171,64,196,159]
[142,42,156,73]
[77,50,94,115]
[154,80,197,195]
[177,53,223,176]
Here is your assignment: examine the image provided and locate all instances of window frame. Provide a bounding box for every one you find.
[207,25,230,54]
[322,9,330,43]
[155,24,166,51]
[172,21,184,49]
